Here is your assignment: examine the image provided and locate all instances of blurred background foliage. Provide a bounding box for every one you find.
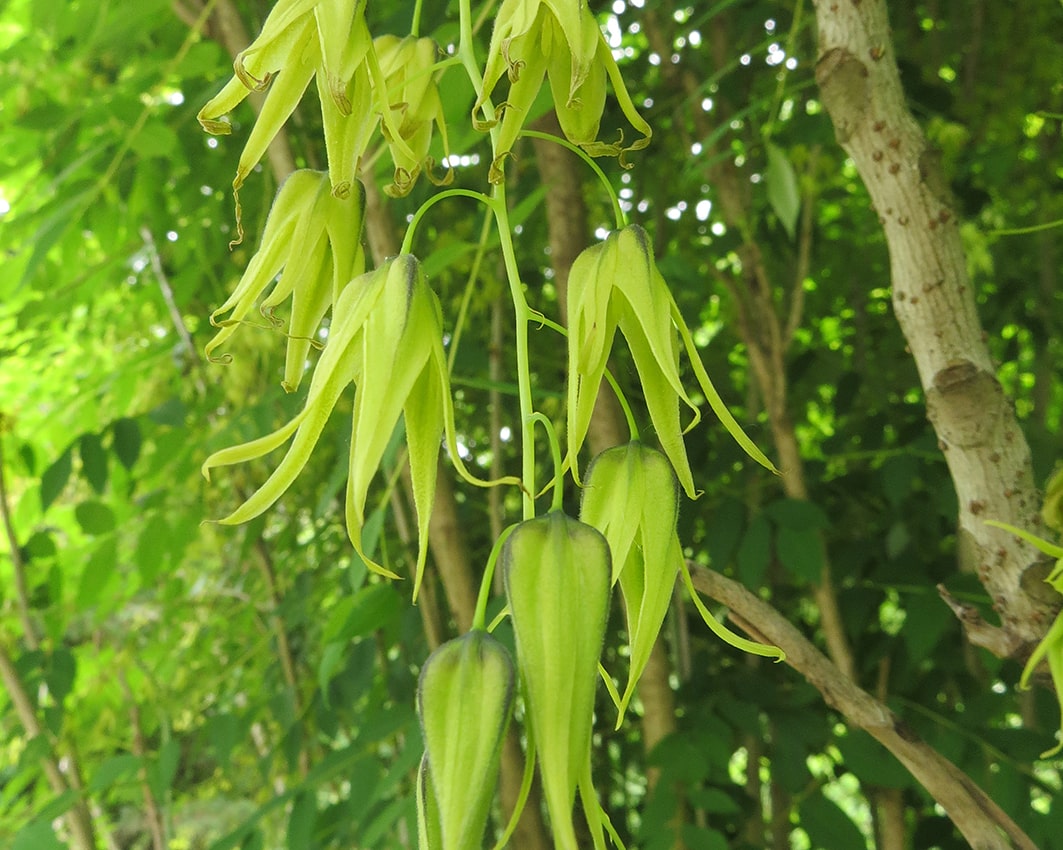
[0,0,1061,848]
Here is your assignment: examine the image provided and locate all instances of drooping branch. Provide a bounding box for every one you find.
[689,564,1038,850]
[811,0,1052,656]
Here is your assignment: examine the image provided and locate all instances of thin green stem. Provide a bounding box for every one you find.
[529,413,564,512]
[411,0,424,36]
[602,369,639,441]
[520,129,626,229]
[492,188,537,519]
[472,523,518,631]
[529,312,639,442]
[989,217,1063,236]
[447,208,495,373]
[458,0,534,517]
[401,188,494,255]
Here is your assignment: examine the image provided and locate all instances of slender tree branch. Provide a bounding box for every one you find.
[0,424,38,649]
[0,642,98,850]
[689,564,1038,850]
[119,673,167,850]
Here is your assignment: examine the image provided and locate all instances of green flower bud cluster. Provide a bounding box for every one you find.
[198,3,787,848]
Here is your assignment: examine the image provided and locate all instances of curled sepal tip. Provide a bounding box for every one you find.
[680,559,785,663]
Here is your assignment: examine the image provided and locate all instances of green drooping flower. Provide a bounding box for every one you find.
[198,0,421,200]
[502,512,612,850]
[205,169,365,394]
[580,443,784,726]
[474,0,651,182]
[203,255,518,595]
[566,224,777,498]
[374,35,453,197]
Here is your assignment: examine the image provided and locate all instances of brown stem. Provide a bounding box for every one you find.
[247,528,310,777]
[689,564,1038,850]
[0,642,98,850]
[119,673,167,850]
[0,424,38,648]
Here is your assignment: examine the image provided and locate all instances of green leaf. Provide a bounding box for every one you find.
[79,432,108,493]
[776,526,824,583]
[736,513,771,586]
[45,648,76,704]
[287,791,316,850]
[13,821,64,850]
[764,498,829,530]
[75,500,116,535]
[333,583,403,643]
[136,514,171,583]
[798,793,869,850]
[766,142,800,239]
[679,825,728,850]
[318,641,346,703]
[88,754,142,793]
[835,731,914,790]
[900,591,953,663]
[77,538,118,610]
[149,739,181,801]
[705,498,745,570]
[686,786,741,815]
[40,446,73,512]
[130,120,179,160]
[112,418,142,469]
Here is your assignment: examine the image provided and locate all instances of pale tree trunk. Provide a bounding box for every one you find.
[362,179,553,850]
[531,113,685,848]
[811,0,1054,658]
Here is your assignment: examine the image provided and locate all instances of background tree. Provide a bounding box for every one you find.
[0,1,1060,849]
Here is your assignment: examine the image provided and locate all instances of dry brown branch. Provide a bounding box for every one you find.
[689,564,1038,850]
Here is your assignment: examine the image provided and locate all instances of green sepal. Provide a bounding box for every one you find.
[680,558,785,662]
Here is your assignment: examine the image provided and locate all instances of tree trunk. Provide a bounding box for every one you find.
[812,0,1053,659]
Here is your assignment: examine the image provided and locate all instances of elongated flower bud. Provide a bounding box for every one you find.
[502,512,611,850]
[581,442,679,724]
[417,631,515,850]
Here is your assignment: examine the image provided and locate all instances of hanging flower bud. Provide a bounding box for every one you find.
[373,35,453,197]
[474,0,651,182]
[566,224,777,497]
[205,170,366,394]
[580,443,679,724]
[502,512,611,850]
[417,631,516,849]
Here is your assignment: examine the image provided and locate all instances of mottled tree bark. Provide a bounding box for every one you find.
[812,0,1053,658]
